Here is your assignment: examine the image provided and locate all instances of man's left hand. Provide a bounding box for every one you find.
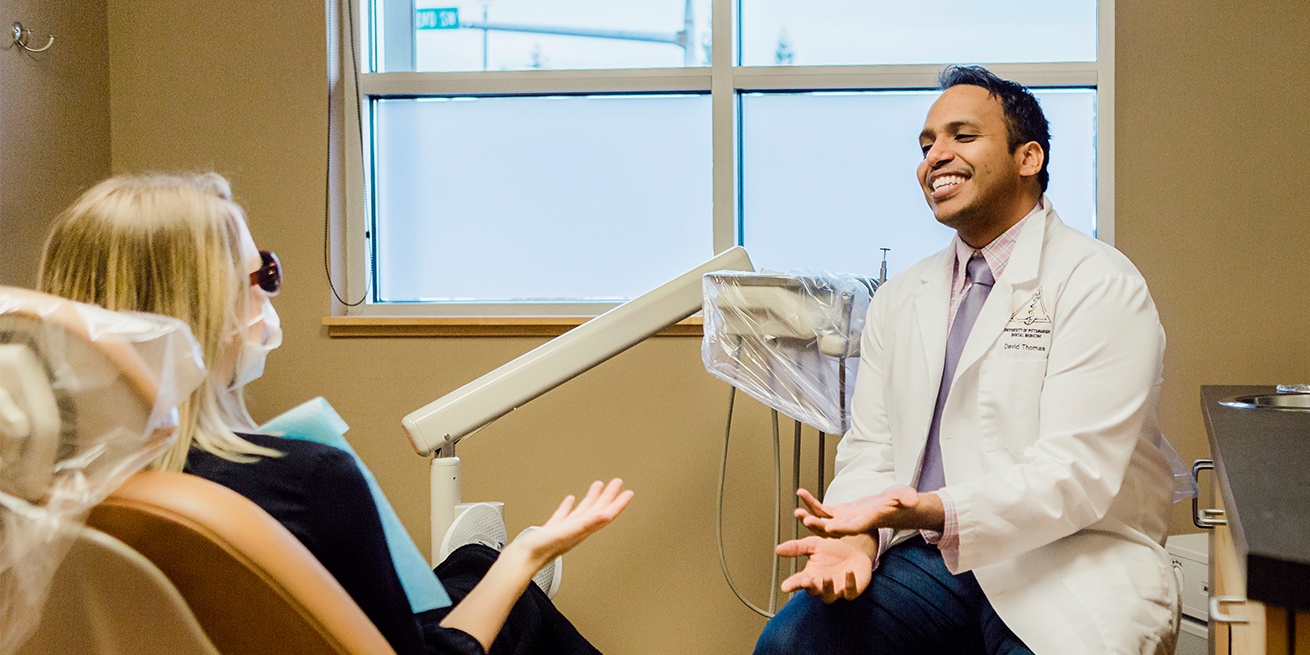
[795,485,943,537]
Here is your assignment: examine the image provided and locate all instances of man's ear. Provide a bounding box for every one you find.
[1016,141,1045,178]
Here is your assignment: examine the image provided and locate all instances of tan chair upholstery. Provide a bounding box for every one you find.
[88,470,399,655]
[17,527,221,655]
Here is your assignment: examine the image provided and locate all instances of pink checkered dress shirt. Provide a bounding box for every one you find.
[922,200,1042,566]
[864,200,1043,573]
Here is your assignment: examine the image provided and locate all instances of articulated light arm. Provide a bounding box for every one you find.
[401,247,754,457]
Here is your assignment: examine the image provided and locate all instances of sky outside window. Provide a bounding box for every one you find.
[407,0,712,71]
[399,1,1095,71]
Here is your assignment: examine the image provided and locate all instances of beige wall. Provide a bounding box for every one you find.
[0,0,1287,651]
[0,0,110,286]
[1115,1,1310,503]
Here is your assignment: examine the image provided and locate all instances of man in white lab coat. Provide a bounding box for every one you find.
[753,66,1178,655]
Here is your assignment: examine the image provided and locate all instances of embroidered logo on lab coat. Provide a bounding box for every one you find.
[1010,289,1051,326]
[1000,288,1052,355]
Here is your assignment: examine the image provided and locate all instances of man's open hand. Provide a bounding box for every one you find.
[776,536,874,603]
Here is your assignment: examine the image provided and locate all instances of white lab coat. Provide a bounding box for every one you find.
[827,199,1179,655]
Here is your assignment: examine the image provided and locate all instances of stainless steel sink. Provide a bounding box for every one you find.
[1220,393,1310,411]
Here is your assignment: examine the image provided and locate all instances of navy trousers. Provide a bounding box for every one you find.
[754,536,1034,655]
[420,544,603,655]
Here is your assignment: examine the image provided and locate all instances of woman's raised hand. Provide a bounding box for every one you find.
[509,478,634,567]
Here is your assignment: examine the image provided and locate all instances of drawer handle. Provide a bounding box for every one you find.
[1191,459,1228,528]
[1209,595,1250,624]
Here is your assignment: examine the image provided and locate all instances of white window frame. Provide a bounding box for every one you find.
[340,0,1113,317]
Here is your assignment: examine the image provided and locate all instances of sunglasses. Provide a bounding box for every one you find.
[249,250,282,296]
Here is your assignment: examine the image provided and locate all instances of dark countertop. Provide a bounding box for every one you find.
[1201,385,1310,611]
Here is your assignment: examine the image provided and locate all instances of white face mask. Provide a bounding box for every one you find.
[230,298,282,390]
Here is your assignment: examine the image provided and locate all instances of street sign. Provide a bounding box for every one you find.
[417,8,459,30]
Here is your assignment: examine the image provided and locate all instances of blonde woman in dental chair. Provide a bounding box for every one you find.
[37,173,632,655]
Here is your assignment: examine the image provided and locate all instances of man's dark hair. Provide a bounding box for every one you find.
[939,65,1051,192]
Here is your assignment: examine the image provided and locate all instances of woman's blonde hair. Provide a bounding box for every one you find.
[37,173,280,471]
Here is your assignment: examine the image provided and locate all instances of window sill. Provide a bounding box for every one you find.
[322,316,704,338]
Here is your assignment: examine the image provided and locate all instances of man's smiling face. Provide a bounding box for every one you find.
[916,84,1040,247]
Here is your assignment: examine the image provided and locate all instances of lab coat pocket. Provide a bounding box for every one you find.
[978,359,1046,453]
[1061,563,1175,652]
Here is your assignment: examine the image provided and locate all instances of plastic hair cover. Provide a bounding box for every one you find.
[702,271,879,435]
[0,286,204,655]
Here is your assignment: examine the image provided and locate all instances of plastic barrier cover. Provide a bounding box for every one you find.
[0,286,204,654]
[702,271,879,435]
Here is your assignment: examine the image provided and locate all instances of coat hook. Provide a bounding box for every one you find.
[11,22,55,53]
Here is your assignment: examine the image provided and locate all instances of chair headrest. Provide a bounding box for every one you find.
[0,286,206,653]
[0,286,205,506]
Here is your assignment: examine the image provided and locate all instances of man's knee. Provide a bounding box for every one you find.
[753,593,853,655]
[753,605,807,655]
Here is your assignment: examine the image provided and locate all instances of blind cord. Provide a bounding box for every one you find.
[324,0,369,307]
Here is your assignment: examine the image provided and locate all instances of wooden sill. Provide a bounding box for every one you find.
[322,315,704,338]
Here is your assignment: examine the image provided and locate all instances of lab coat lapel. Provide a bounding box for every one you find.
[908,247,954,443]
[951,201,1050,386]
[913,247,954,378]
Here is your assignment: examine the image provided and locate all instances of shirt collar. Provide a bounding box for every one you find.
[952,198,1043,282]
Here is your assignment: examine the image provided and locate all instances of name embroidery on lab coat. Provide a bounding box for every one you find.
[1001,288,1052,353]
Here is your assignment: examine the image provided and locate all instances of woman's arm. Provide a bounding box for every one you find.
[438,479,633,651]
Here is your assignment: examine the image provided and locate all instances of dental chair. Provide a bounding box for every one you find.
[86,470,397,655]
[1,288,394,655]
[16,526,221,655]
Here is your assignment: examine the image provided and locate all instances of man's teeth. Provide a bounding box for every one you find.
[932,175,965,191]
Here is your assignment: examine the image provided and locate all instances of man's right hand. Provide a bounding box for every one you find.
[776,534,875,603]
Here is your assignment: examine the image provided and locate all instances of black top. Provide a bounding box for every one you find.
[185,432,483,655]
[1200,385,1310,611]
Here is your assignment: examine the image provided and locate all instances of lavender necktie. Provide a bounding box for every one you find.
[917,254,994,492]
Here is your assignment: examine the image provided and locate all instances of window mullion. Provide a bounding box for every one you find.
[1095,0,1115,245]
[710,0,737,254]
[358,68,712,96]
[732,63,1100,92]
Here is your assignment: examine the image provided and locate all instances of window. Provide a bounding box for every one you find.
[343,0,1111,316]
